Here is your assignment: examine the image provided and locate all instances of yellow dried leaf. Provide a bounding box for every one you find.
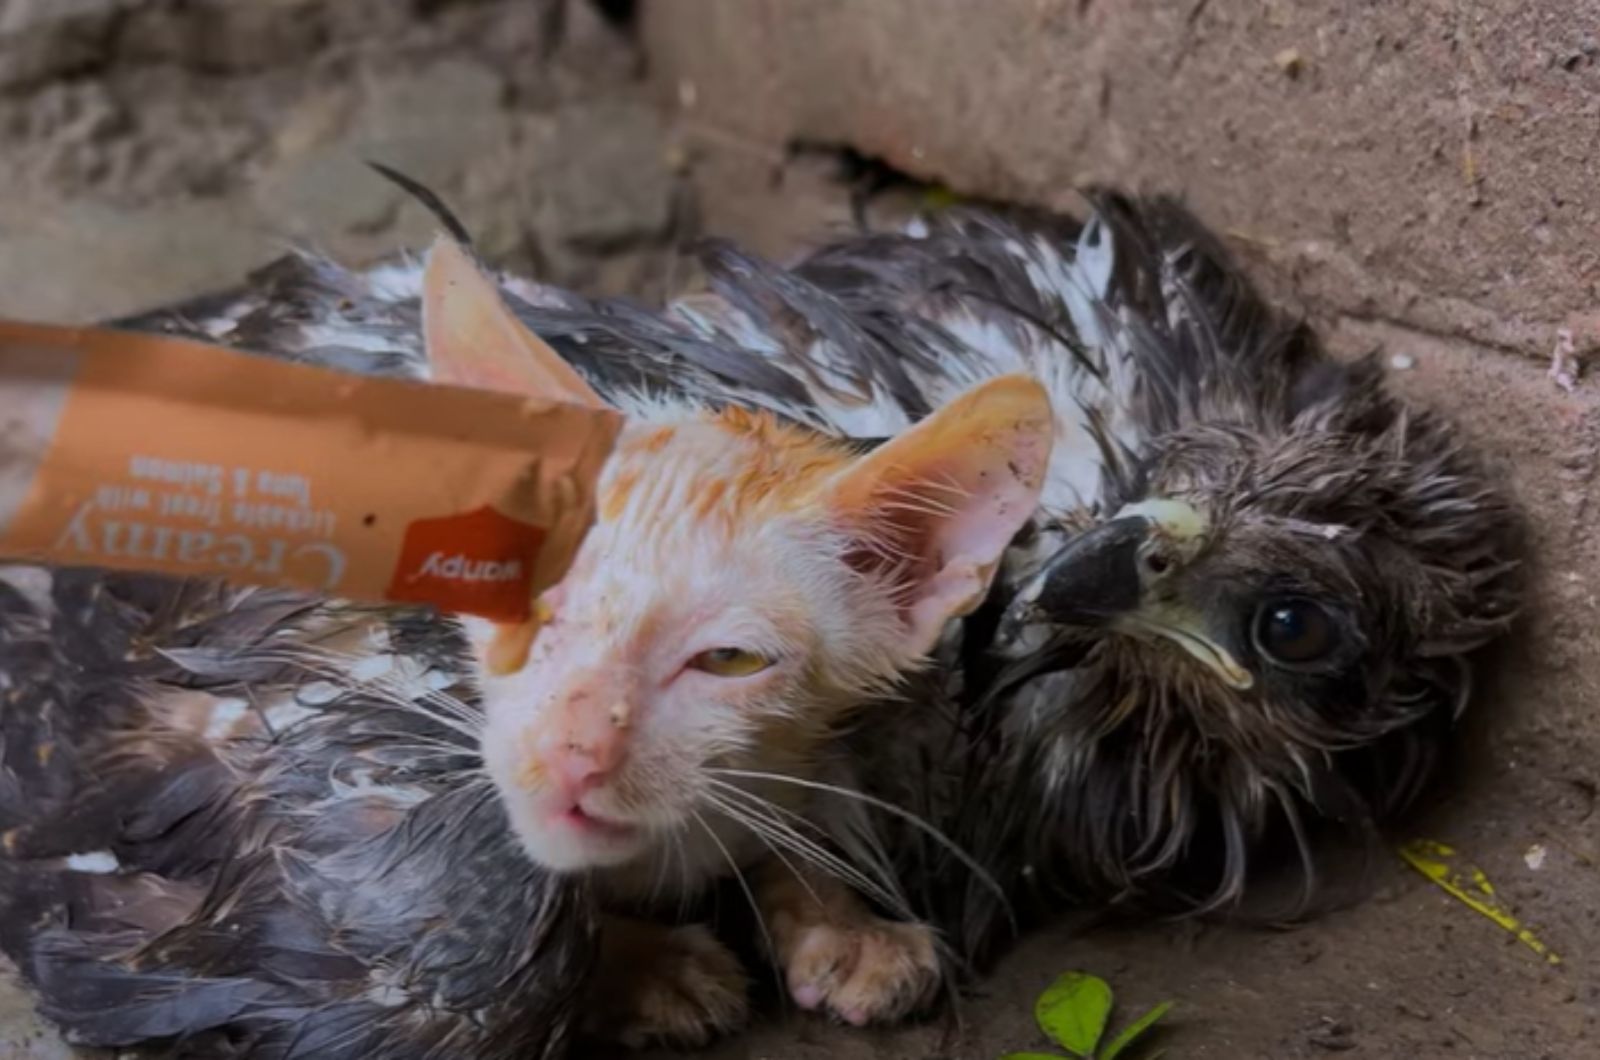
[1400,839,1561,965]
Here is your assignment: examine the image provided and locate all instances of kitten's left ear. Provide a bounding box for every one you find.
[422,236,610,409]
[828,374,1054,659]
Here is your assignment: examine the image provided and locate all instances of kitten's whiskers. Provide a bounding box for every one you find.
[708,767,1009,911]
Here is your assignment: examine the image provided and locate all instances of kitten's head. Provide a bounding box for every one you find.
[423,240,1052,880]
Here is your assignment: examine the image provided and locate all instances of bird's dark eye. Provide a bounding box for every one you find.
[1251,598,1339,665]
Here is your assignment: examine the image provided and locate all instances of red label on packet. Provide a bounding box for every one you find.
[386,506,549,618]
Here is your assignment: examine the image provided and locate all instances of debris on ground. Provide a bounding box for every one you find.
[1306,1015,1357,1052]
[1273,47,1305,78]
[1399,839,1563,965]
[1550,327,1581,392]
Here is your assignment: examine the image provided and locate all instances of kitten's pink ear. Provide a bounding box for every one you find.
[827,374,1054,659]
[422,236,609,409]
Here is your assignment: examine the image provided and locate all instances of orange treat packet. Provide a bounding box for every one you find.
[0,319,621,622]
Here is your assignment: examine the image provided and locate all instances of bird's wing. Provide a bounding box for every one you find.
[665,210,1143,516]
[0,566,593,1059]
[663,195,1325,514]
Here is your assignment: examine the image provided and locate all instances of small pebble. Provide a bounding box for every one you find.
[1397,1000,1433,1021]
[1275,47,1306,77]
[1307,1016,1357,1051]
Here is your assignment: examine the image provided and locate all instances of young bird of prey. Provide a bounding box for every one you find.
[0,189,1521,1055]
[798,197,1524,960]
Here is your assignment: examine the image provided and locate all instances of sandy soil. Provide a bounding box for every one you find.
[1,4,1596,1059]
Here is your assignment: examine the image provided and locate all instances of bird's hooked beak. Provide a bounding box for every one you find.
[1002,499,1255,690]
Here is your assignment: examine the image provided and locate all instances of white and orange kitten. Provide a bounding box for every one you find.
[422,239,1052,1045]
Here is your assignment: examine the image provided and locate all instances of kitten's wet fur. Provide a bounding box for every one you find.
[425,238,1053,1042]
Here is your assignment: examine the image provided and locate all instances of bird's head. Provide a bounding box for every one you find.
[998,353,1523,903]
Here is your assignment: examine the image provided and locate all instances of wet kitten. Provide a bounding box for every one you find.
[424,240,1052,1044]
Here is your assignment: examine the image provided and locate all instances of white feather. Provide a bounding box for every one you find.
[64,851,120,874]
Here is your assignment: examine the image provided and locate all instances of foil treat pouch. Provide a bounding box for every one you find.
[0,318,621,624]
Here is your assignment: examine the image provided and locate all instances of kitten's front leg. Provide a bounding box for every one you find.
[756,860,943,1026]
[584,915,750,1049]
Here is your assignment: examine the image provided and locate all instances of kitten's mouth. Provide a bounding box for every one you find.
[556,802,636,838]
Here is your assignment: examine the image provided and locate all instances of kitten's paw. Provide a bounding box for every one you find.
[588,921,750,1049]
[782,916,941,1026]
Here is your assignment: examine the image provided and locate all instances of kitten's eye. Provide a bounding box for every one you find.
[688,648,773,678]
[1252,597,1339,665]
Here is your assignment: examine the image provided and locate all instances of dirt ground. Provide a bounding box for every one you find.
[1,3,1597,1059]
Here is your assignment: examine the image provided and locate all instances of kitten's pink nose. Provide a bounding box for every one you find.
[545,737,624,797]
[536,691,630,798]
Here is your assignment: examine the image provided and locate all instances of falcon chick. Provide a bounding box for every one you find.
[830,196,1524,959]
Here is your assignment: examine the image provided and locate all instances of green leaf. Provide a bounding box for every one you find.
[1099,1001,1174,1060]
[1034,972,1114,1057]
